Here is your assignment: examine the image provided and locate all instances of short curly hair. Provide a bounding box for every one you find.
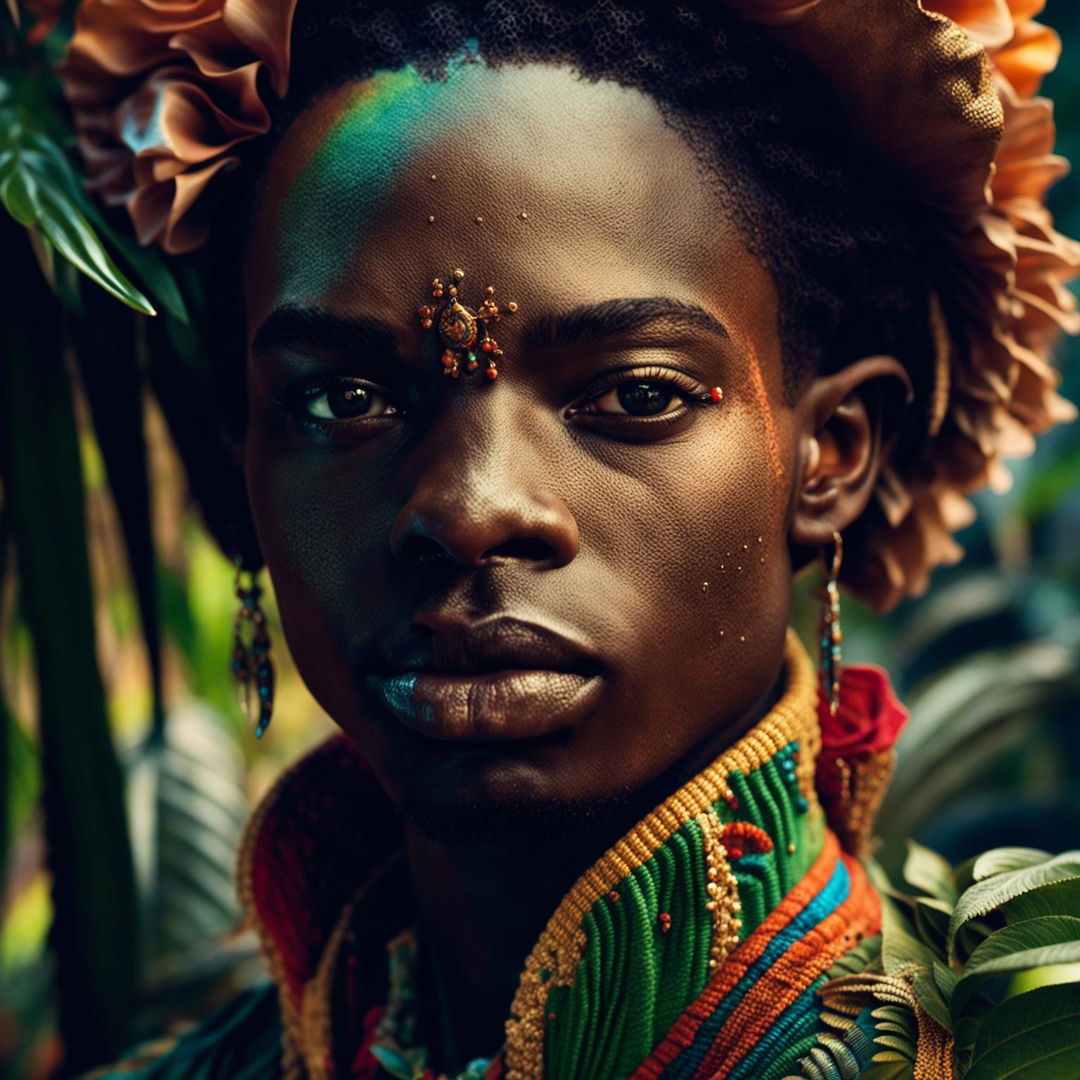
[252,0,947,417]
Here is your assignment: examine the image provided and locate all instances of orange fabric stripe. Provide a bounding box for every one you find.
[693,852,880,1078]
[629,830,842,1080]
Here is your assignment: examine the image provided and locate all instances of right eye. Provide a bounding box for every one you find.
[300,381,398,421]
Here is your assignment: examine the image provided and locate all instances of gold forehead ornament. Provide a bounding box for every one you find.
[417,269,517,380]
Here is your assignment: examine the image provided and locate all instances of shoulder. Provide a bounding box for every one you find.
[81,983,283,1080]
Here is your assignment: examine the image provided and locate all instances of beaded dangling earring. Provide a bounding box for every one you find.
[231,557,274,738]
[819,531,843,717]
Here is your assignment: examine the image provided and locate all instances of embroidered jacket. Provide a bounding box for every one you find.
[82,632,918,1080]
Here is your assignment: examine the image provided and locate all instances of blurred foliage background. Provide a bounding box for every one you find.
[1,1,1079,1077]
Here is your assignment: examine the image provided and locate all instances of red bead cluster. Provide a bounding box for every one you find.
[417,269,516,381]
[719,821,774,861]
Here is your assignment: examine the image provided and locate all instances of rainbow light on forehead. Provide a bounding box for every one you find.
[276,61,477,302]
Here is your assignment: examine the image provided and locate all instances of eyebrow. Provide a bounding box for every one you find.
[524,297,730,349]
[250,305,399,357]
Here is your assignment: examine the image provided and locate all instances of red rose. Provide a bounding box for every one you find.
[815,666,907,854]
[817,665,908,759]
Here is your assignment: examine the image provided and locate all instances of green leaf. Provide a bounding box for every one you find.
[0,122,156,315]
[933,960,958,1000]
[904,841,958,903]
[127,705,248,965]
[1002,879,1080,924]
[973,849,1054,882]
[948,852,1080,956]
[0,214,139,1073]
[953,917,1080,1020]
[882,893,939,975]
[34,184,155,315]
[914,897,952,951]
[0,167,36,225]
[859,1065,913,1080]
[913,967,952,1033]
[965,984,1080,1080]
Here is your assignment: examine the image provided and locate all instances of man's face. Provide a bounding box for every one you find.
[244,62,804,828]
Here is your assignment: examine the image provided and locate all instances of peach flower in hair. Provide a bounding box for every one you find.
[59,0,297,254]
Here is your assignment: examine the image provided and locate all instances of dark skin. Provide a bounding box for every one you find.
[243,63,910,1068]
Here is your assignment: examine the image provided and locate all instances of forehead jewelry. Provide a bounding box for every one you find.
[417,268,518,381]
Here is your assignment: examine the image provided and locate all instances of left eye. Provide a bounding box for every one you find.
[588,381,683,417]
[302,383,397,421]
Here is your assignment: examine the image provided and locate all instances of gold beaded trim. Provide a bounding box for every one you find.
[504,628,820,1080]
[698,809,742,972]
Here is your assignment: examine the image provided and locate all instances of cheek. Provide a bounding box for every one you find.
[243,436,397,721]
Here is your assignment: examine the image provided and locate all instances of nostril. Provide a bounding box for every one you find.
[399,533,451,565]
[482,537,557,562]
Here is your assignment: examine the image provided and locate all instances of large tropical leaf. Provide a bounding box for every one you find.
[0,213,138,1075]
[948,853,1080,955]
[952,917,1080,1019]
[71,286,164,734]
[126,703,249,967]
[964,984,1080,1080]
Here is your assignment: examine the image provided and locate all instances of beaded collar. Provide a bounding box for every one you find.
[236,630,881,1080]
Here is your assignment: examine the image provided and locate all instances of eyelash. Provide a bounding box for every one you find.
[274,365,717,439]
[272,377,399,439]
[569,365,716,418]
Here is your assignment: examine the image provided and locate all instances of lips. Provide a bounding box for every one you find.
[363,615,605,740]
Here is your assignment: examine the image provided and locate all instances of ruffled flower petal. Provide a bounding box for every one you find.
[734,0,1077,610]
[58,0,297,253]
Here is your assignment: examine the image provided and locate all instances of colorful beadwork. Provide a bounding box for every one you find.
[235,631,882,1080]
[418,269,517,380]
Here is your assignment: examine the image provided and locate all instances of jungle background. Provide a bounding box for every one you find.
[1,2,1079,1077]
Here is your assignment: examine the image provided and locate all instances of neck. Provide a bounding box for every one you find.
[403,664,788,1072]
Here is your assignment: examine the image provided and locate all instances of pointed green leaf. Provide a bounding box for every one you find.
[953,917,1080,1020]
[948,853,1080,956]
[973,849,1053,882]
[35,186,155,315]
[0,167,37,225]
[1002,879,1080,924]
[904,841,958,903]
[914,897,952,951]
[882,893,939,975]
[933,960,958,1000]
[965,984,1080,1080]
[913,967,952,1033]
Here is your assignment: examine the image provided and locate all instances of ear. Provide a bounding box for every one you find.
[788,355,912,549]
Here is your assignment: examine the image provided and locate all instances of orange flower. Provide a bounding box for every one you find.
[59,0,297,254]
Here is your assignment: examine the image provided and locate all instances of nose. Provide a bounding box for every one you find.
[389,416,579,571]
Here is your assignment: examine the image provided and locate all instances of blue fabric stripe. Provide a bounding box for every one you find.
[726,975,829,1080]
[660,859,850,1080]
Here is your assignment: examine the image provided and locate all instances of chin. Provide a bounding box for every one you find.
[390,738,635,845]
